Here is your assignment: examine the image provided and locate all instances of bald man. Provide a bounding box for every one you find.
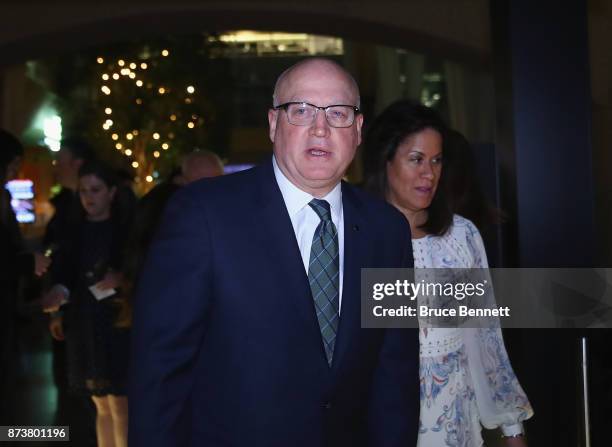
[130,58,419,447]
[180,149,224,184]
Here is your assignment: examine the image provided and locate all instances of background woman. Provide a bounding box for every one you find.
[363,100,533,447]
[45,160,131,447]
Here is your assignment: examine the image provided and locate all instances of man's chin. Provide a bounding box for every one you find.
[300,164,342,179]
[297,175,343,196]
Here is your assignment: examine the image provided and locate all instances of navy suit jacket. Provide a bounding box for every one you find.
[129,160,419,447]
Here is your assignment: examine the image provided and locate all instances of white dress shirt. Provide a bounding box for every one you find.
[273,156,344,311]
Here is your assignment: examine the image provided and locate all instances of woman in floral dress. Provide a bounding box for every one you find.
[364,100,533,447]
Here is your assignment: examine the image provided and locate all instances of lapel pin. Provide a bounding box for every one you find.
[352,225,359,231]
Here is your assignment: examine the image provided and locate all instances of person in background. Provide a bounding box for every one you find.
[0,129,50,424]
[40,137,97,444]
[363,100,533,447]
[0,130,50,279]
[118,151,223,329]
[178,149,224,185]
[43,137,95,250]
[45,160,131,447]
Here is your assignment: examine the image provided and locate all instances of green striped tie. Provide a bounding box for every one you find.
[308,199,339,366]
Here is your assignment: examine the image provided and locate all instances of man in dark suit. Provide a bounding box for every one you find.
[129,58,419,447]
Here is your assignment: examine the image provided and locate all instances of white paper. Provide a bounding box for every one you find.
[89,283,116,301]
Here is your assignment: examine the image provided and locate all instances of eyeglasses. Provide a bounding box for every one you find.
[274,102,360,128]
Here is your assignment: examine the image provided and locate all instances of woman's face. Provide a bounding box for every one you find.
[79,174,116,221]
[386,127,443,214]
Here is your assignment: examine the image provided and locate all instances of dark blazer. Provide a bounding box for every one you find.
[129,160,419,447]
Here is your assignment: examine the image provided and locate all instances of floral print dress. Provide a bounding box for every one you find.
[413,215,533,447]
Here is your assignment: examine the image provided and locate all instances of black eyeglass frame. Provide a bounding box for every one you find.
[273,101,361,128]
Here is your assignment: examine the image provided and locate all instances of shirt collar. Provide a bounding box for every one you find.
[272,155,342,221]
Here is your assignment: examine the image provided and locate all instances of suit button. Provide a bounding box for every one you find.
[323,402,332,409]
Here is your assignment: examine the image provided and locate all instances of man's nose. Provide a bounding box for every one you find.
[310,109,331,137]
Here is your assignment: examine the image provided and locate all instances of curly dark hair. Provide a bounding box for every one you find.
[362,100,452,236]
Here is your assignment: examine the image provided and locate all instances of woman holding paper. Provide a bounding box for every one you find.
[363,100,533,447]
[45,160,130,447]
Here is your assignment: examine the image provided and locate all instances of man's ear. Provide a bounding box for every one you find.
[355,113,364,146]
[268,108,278,143]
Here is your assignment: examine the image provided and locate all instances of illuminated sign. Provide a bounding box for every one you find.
[6,179,35,223]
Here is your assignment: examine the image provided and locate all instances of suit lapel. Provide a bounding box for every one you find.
[251,161,326,354]
[331,182,369,373]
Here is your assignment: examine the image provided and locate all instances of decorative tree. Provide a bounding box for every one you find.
[31,34,233,194]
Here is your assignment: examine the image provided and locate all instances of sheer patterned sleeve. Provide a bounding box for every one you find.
[461,219,534,434]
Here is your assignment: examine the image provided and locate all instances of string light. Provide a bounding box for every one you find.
[97,50,202,192]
